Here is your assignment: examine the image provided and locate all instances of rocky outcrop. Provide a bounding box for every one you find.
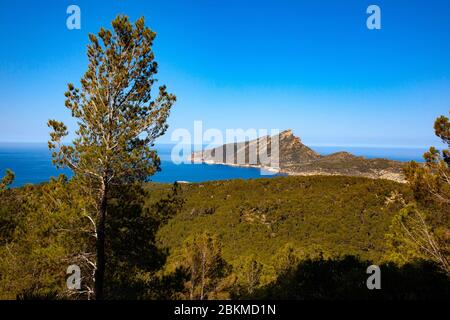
[191,130,406,182]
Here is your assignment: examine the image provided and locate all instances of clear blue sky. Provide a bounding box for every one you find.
[0,0,449,147]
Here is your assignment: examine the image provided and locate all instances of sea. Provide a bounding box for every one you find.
[0,143,428,187]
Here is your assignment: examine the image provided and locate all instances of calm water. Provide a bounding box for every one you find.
[0,143,427,187]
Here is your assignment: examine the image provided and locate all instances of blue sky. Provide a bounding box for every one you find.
[0,0,449,147]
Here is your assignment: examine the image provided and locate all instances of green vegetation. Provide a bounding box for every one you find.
[0,169,14,191]
[157,176,411,266]
[1,175,448,299]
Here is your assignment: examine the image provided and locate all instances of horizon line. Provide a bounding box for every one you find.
[0,141,436,150]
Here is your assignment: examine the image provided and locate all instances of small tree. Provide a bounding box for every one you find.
[235,255,263,296]
[180,233,231,300]
[404,112,450,205]
[48,15,176,299]
[272,243,302,275]
[389,111,450,274]
[0,170,16,246]
[386,204,448,273]
[0,169,14,191]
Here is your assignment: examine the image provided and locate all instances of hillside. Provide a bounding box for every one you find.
[153,175,412,268]
[191,130,406,182]
[2,175,447,300]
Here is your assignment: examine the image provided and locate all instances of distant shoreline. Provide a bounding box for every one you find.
[0,143,429,187]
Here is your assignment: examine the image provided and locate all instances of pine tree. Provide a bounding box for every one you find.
[180,233,231,300]
[235,255,263,296]
[48,15,176,299]
[404,111,450,205]
[388,111,450,274]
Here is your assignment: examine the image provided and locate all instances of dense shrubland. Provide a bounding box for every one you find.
[0,174,448,299]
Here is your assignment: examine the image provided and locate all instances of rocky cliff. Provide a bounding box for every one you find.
[191,130,406,182]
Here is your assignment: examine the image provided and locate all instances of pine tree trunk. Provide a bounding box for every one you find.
[95,182,107,300]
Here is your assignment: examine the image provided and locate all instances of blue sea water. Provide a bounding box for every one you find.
[0,143,428,187]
